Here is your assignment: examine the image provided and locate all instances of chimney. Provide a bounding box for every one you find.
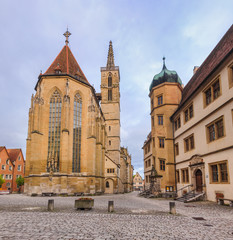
[193,66,199,75]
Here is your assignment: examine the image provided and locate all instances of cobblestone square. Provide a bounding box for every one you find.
[0,192,233,239]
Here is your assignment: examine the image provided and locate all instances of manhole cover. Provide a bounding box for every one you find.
[192,217,206,221]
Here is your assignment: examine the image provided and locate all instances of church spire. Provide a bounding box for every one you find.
[106,41,115,69]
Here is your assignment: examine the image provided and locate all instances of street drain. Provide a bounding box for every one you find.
[192,217,206,221]
[203,224,213,227]
[185,205,196,208]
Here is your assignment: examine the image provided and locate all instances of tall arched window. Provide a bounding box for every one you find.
[47,90,62,172]
[73,93,82,172]
[108,73,112,87]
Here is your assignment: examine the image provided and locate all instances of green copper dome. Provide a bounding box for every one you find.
[149,58,182,92]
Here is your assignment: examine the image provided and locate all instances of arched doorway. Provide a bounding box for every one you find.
[195,169,203,192]
[105,179,114,194]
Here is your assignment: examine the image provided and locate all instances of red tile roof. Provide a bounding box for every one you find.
[0,146,5,152]
[178,24,233,109]
[44,45,89,84]
[7,149,21,162]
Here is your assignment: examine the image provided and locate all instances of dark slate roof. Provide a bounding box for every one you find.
[178,24,233,110]
[149,61,182,92]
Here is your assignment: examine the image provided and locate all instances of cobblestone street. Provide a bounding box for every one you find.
[0,192,233,240]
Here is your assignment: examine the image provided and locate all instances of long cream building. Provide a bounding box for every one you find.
[144,24,233,201]
[24,30,133,195]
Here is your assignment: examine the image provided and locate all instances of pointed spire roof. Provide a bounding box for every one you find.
[44,45,89,83]
[106,40,115,69]
[43,29,89,84]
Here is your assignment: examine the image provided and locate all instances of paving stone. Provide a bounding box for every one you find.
[0,192,233,239]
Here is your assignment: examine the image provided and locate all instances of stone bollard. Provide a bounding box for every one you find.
[48,199,54,211]
[108,201,114,213]
[169,202,176,214]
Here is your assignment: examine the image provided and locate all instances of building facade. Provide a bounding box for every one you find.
[0,147,25,192]
[146,58,183,193]
[142,132,152,190]
[133,172,143,191]
[172,25,233,202]
[25,30,133,195]
[120,147,134,192]
[143,24,233,201]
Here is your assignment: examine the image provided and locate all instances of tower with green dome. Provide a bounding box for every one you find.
[147,58,183,193]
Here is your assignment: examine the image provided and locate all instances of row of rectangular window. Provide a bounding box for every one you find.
[1,165,20,171]
[107,168,115,173]
[151,115,164,127]
[151,95,163,109]
[145,159,151,168]
[1,174,12,179]
[176,161,228,184]
[174,77,223,131]
[175,117,225,155]
[144,144,151,154]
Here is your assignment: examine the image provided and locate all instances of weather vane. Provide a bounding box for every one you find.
[63,27,71,46]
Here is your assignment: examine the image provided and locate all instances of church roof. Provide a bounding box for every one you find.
[44,45,89,84]
[149,58,182,92]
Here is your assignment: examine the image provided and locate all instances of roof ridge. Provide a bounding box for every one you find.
[180,24,233,105]
[67,46,89,83]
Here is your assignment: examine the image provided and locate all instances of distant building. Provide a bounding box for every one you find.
[120,147,134,192]
[143,24,233,201]
[0,146,25,193]
[133,172,143,191]
[142,132,152,190]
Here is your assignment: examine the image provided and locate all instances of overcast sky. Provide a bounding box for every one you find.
[0,0,232,177]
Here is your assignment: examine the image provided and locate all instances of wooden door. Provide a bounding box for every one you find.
[195,169,203,192]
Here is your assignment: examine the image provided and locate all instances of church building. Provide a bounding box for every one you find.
[24,30,133,195]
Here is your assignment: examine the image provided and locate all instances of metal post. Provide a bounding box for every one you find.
[48,199,54,211]
[169,202,176,214]
[108,201,114,212]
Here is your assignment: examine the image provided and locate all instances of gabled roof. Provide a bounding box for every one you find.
[7,149,22,162]
[0,146,5,153]
[44,45,89,84]
[178,24,233,110]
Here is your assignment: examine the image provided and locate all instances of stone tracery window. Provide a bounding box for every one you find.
[73,93,82,172]
[47,90,62,172]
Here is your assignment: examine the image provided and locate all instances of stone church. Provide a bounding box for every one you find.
[24,30,133,195]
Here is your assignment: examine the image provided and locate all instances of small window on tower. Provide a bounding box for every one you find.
[108,73,112,87]
[109,126,111,131]
[108,89,112,101]
[109,140,111,146]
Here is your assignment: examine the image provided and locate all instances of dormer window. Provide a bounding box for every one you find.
[54,63,62,74]
[55,70,61,74]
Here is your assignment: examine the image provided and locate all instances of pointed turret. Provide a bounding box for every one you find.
[106,41,115,69]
